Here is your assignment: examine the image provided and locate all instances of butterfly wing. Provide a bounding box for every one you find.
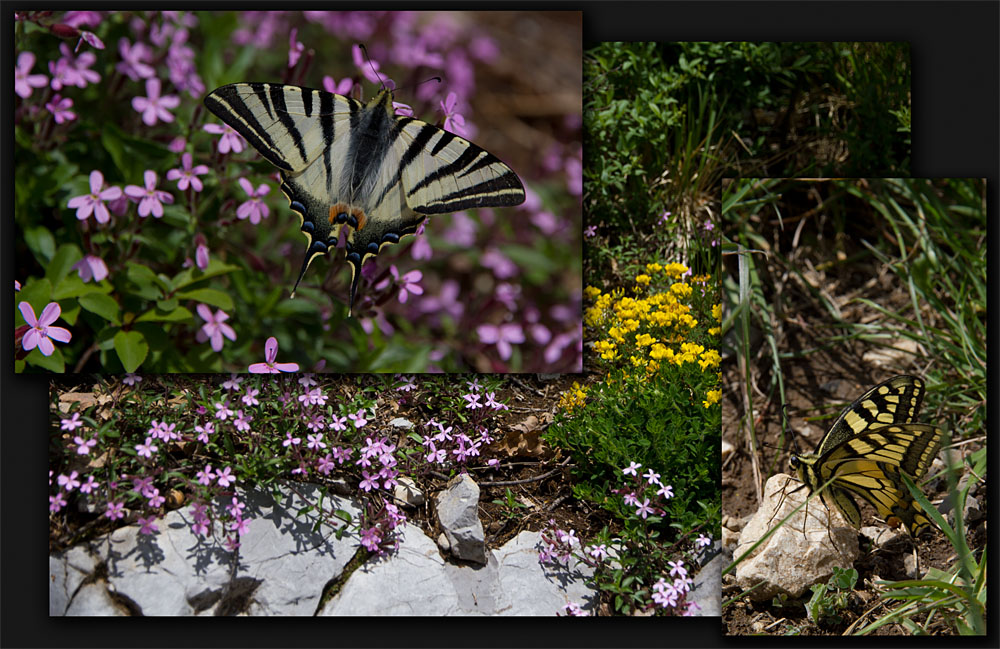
[816,423,945,536]
[338,96,526,311]
[204,83,362,299]
[817,375,926,455]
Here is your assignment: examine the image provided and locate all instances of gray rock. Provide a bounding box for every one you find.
[393,476,425,508]
[435,474,487,565]
[734,474,859,600]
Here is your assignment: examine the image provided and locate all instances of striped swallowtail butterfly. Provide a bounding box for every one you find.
[789,375,945,537]
[204,82,526,315]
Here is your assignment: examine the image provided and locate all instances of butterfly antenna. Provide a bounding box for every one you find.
[357,44,387,91]
[782,403,803,455]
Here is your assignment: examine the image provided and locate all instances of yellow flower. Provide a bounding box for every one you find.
[670,282,693,299]
[712,303,722,322]
[559,381,589,412]
[646,262,663,273]
[664,262,688,279]
[608,327,625,344]
[594,340,616,355]
[584,286,602,300]
[703,389,721,408]
[698,349,721,371]
[635,332,655,347]
[630,355,647,368]
[649,343,669,360]
[635,274,651,286]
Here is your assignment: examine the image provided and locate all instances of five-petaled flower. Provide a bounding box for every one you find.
[236,178,270,224]
[18,301,72,356]
[15,51,48,98]
[124,170,174,218]
[67,171,123,224]
[66,170,122,223]
[131,77,180,126]
[196,304,237,352]
[390,266,423,304]
[166,152,209,192]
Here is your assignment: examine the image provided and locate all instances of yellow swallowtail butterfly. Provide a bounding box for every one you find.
[789,375,945,537]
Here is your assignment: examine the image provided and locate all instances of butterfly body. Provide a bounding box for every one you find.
[204,82,525,315]
[790,375,944,537]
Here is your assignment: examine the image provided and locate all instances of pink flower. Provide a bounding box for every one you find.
[196,304,236,352]
[131,78,180,126]
[322,75,353,96]
[248,336,299,373]
[72,255,109,282]
[195,243,210,270]
[476,322,525,361]
[166,152,209,192]
[67,170,123,224]
[439,92,467,137]
[287,27,304,68]
[390,266,423,303]
[15,51,48,98]
[116,38,154,81]
[236,178,270,224]
[124,170,174,218]
[46,94,76,124]
[18,301,72,356]
[203,122,245,154]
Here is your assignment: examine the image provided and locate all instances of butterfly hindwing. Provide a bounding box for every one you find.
[204,82,526,315]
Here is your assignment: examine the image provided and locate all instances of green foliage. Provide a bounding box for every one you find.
[584,42,911,242]
[806,567,858,627]
[547,368,720,535]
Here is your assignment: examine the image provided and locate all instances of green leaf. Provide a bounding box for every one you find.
[53,274,110,300]
[79,292,121,324]
[23,225,56,264]
[114,330,149,372]
[172,261,243,289]
[157,297,179,312]
[135,305,193,323]
[25,346,66,372]
[46,244,82,287]
[126,264,167,300]
[175,288,235,311]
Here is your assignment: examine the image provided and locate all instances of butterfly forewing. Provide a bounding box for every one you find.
[817,375,925,455]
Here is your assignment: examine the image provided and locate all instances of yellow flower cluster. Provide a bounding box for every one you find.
[583,260,722,409]
[702,389,721,409]
[558,381,588,412]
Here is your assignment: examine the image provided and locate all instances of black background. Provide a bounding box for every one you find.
[4,2,997,647]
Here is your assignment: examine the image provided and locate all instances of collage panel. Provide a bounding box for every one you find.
[721,178,986,635]
[15,11,582,374]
